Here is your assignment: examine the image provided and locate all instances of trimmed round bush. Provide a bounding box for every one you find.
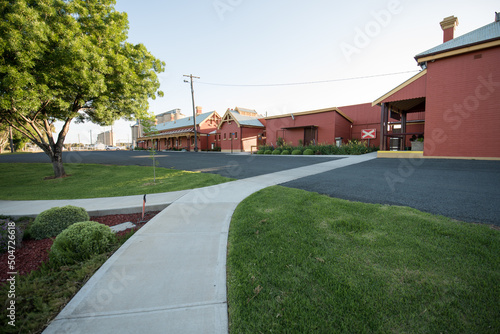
[303,149,314,155]
[281,150,290,155]
[50,221,116,265]
[291,149,302,155]
[272,149,281,155]
[264,150,273,155]
[29,205,89,240]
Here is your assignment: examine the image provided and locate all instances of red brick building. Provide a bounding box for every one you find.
[264,107,353,147]
[138,109,221,151]
[373,14,500,158]
[218,107,265,153]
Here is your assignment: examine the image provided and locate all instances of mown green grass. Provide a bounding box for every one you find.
[0,163,234,200]
[227,186,500,333]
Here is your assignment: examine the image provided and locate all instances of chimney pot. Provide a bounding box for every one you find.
[440,16,459,43]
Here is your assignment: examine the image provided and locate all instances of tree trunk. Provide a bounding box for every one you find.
[50,147,66,178]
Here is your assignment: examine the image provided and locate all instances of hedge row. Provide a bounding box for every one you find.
[256,140,378,155]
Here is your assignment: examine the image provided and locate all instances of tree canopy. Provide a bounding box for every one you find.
[0,0,165,177]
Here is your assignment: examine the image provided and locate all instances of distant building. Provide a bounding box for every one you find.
[131,109,186,148]
[96,130,114,146]
[137,107,222,151]
[155,108,185,124]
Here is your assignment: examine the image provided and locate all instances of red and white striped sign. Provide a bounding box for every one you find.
[361,129,376,139]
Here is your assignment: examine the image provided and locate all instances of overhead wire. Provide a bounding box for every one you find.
[196,70,421,87]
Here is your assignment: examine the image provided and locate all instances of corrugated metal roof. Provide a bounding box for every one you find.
[235,107,257,114]
[415,20,500,59]
[264,107,353,123]
[230,111,265,127]
[155,112,214,131]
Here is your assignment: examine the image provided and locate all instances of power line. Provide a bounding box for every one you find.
[197,70,421,87]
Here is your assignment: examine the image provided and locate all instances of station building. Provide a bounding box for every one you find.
[137,14,500,159]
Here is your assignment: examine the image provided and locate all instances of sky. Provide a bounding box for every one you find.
[61,0,499,144]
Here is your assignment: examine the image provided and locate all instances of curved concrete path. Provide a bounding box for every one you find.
[3,153,377,334]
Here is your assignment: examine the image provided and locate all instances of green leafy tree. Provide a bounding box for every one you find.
[0,0,164,177]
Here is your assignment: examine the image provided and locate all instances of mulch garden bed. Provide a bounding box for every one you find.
[0,211,159,285]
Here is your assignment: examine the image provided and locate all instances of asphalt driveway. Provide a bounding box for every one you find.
[2,151,499,225]
[0,150,340,179]
[282,158,500,225]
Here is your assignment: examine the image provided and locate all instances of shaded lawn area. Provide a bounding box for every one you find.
[0,163,234,200]
[227,186,500,333]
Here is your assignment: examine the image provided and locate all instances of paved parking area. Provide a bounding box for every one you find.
[2,151,499,225]
[0,151,339,179]
[282,158,500,225]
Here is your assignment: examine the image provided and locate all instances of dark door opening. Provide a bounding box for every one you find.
[304,127,316,145]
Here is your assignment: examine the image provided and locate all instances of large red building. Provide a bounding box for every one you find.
[374,14,500,159]
[137,14,499,159]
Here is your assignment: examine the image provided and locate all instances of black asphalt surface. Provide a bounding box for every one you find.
[2,151,499,225]
[282,158,500,226]
[0,150,340,179]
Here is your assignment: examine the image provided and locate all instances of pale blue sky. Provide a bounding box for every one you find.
[63,0,499,143]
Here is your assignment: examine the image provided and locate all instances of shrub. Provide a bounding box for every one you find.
[303,149,314,155]
[29,205,89,240]
[276,137,284,147]
[281,150,290,155]
[264,150,273,155]
[291,149,302,155]
[272,149,281,155]
[50,221,116,265]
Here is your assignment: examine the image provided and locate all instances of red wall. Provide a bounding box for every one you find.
[424,47,500,157]
[266,110,351,146]
[219,121,241,152]
[335,112,352,143]
[219,121,264,152]
[339,103,381,147]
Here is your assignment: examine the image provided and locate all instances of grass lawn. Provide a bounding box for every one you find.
[227,186,500,333]
[0,163,234,200]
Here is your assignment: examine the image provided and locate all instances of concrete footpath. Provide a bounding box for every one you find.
[5,153,377,334]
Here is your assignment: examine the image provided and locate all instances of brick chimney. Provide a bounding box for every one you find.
[196,106,202,115]
[170,113,175,121]
[496,12,500,22]
[440,16,459,43]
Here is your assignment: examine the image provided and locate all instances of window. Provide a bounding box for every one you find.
[224,133,227,140]
[234,132,238,139]
[191,137,194,145]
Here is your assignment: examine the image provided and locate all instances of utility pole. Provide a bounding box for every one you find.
[183,74,200,152]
